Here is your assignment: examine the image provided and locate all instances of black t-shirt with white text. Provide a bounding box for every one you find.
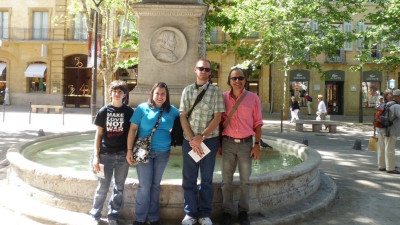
[94,104,134,154]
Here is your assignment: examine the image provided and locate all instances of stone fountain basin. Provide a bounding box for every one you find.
[6,131,321,220]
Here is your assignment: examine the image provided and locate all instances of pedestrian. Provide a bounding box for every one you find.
[316,94,327,121]
[220,68,263,225]
[378,89,400,174]
[126,82,180,225]
[290,96,300,123]
[179,58,225,225]
[89,80,134,225]
[304,93,312,115]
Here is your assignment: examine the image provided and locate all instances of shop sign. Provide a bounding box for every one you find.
[362,71,382,82]
[325,70,345,81]
[289,70,310,81]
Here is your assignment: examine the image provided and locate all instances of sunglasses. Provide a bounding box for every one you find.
[230,76,245,81]
[196,67,211,72]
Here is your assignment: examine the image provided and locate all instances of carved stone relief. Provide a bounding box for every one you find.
[150,27,187,64]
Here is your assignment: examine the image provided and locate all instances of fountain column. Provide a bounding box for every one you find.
[130,1,208,106]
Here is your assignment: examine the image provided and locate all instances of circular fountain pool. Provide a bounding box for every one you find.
[7,131,321,222]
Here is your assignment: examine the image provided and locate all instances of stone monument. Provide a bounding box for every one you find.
[130,0,208,106]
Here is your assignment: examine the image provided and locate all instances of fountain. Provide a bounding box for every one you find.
[5,130,334,224]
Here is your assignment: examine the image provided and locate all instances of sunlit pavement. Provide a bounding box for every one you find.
[0,105,399,225]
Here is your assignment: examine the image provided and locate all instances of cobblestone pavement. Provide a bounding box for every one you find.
[0,106,399,225]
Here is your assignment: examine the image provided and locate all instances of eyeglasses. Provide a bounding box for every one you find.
[230,76,245,81]
[196,67,211,72]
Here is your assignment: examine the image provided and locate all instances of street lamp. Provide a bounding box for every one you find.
[90,0,103,122]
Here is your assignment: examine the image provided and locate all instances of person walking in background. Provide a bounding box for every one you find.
[126,82,180,225]
[179,58,225,225]
[220,68,263,225]
[377,89,400,174]
[290,96,300,123]
[90,80,134,225]
[316,94,327,121]
[304,93,313,115]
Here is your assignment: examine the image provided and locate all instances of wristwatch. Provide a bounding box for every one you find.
[254,141,260,145]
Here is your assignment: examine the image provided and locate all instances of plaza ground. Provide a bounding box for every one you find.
[0,105,399,225]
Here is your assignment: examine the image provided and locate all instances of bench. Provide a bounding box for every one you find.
[295,120,339,133]
[31,105,64,113]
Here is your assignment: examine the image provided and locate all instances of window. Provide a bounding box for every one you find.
[362,81,380,108]
[32,11,49,40]
[343,22,352,51]
[0,11,9,38]
[118,15,135,37]
[74,13,87,40]
[356,22,366,50]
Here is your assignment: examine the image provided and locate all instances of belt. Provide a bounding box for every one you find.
[223,135,253,144]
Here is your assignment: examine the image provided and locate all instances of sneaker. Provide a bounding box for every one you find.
[238,211,250,225]
[108,219,118,225]
[378,168,386,171]
[149,221,160,225]
[182,215,197,225]
[220,212,232,225]
[198,217,213,225]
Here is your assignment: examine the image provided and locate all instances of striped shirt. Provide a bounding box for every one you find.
[179,82,225,138]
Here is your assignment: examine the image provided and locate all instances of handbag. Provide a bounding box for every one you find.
[133,110,163,164]
[368,128,378,152]
[170,82,210,146]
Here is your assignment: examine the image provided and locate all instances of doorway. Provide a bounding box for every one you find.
[325,81,344,115]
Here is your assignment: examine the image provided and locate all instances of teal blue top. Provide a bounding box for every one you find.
[130,103,179,152]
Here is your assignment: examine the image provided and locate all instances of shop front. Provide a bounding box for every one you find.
[325,70,345,115]
[63,55,92,108]
[362,70,382,108]
[289,69,310,107]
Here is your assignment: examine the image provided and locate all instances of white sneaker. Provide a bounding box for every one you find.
[182,215,197,225]
[198,217,213,225]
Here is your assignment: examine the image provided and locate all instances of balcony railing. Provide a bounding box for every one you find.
[0,27,88,41]
[326,49,346,63]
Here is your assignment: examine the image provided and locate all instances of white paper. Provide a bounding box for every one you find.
[188,142,211,163]
[96,163,105,179]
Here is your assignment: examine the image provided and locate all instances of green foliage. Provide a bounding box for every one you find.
[361,0,400,72]
[216,0,364,71]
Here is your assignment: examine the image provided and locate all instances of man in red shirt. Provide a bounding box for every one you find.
[220,67,263,225]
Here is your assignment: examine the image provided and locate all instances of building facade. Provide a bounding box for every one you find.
[0,1,398,117]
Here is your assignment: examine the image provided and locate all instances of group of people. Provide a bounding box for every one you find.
[89,58,263,225]
[375,89,400,175]
[290,94,327,123]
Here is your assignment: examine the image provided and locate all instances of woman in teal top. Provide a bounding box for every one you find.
[127,82,179,225]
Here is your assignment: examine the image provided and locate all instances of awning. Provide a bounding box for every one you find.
[24,64,47,78]
[0,63,6,76]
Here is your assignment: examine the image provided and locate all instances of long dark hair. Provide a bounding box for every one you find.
[148,82,171,112]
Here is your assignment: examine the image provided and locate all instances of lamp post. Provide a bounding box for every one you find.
[90,0,103,122]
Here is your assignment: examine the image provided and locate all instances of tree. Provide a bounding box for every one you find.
[218,0,365,117]
[359,0,400,74]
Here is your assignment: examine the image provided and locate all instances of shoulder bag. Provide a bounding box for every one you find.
[133,110,163,164]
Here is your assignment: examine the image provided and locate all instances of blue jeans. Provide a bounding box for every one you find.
[135,151,170,222]
[90,152,129,220]
[182,137,219,218]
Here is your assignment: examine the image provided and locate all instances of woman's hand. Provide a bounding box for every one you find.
[126,149,136,165]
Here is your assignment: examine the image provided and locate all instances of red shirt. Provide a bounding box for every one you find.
[222,90,263,138]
